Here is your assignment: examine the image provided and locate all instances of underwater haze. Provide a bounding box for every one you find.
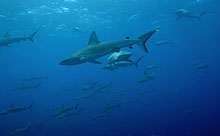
[0,0,220,136]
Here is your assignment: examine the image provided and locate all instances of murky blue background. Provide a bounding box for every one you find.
[0,0,220,135]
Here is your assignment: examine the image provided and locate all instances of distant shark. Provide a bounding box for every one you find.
[59,27,160,66]
[7,122,31,136]
[0,103,34,116]
[12,83,41,91]
[0,29,39,47]
[175,9,206,21]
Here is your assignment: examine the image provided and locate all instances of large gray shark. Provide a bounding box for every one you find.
[0,103,34,116]
[0,29,39,47]
[175,9,206,21]
[59,27,160,66]
[7,122,31,136]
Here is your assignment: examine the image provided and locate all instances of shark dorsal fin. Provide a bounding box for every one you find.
[3,32,10,38]
[88,31,99,45]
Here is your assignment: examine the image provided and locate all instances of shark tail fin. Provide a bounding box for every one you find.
[27,103,34,111]
[134,56,144,68]
[28,29,39,42]
[74,103,80,110]
[137,26,160,53]
[25,122,31,130]
[91,81,97,90]
[35,83,41,90]
[198,11,207,21]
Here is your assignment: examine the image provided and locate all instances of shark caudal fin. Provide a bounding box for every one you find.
[134,56,144,68]
[198,11,207,21]
[35,83,41,90]
[28,29,39,42]
[25,122,31,130]
[137,26,160,53]
[26,103,34,111]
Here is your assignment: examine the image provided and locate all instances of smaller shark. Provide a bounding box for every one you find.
[145,64,158,71]
[12,83,41,91]
[175,9,206,21]
[52,103,80,117]
[0,103,34,116]
[139,101,154,109]
[7,122,31,136]
[91,82,112,96]
[57,107,84,119]
[107,51,133,65]
[102,56,144,71]
[74,94,92,101]
[0,29,39,47]
[193,61,208,70]
[100,102,121,113]
[91,112,109,121]
[80,81,97,91]
[154,40,173,46]
[22,75,48,82]
[72,26,84,35]
[138,72,156,83]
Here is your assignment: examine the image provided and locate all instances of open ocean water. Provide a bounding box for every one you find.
[0,0,220,136]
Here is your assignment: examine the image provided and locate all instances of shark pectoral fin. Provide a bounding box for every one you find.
[88,31,100,45]
[89,59,102,64]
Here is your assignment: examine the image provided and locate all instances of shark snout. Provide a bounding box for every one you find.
[59,60,68,65]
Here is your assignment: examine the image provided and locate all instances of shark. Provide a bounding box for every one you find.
[154,40,173,46]
[0,103,34,116]
[22,75,48,82]
[80,81,97,91]
[100,102,121,113]
[102,55,144,71]
[107,51,133,65]
[139,101,154,109]
[52,103,80,117]
[7,122,31,136]
[175,9,206,21]
[12,83,41,91]
[138,72,156,83]
[145,64,158,71]
[91,112,109,121]
[59,27,160,66]
[0,29,39,47]
[56,107,84,119]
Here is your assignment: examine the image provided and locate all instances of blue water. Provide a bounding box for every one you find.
[0,0,220,136]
